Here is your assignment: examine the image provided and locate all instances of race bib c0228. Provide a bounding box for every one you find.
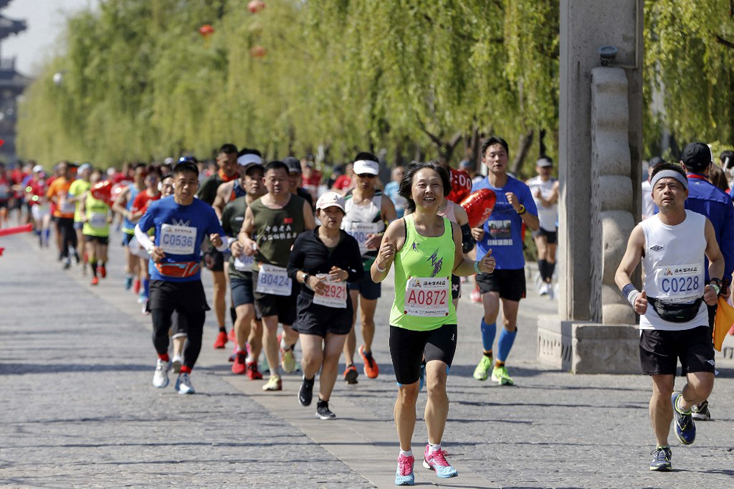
[256,264,292,296]
[653,263,702,302]
[312,274,348,309]
[404,276,450,317]
[159,224,196,255]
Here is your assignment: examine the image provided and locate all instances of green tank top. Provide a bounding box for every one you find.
[389,215,457,331]
[82,194,110,237]
[250,194,306,269]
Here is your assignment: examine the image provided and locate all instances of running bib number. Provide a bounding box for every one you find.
[404,277,450,317]
[348,222,380,254]
[160,224,196,255]
[313,274,347,309]
[89,212,107,228]
[60,199,76,214]
[654,263,702,301]
[256,264,292,296]
[234,254,254,272]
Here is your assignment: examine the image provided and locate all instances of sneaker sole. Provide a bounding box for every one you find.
[649,465,672,471]
[315,413,336,420]
[177,389,195,395]
[422,460,458,478]
[473,372,489,381]
[344,369,359,384]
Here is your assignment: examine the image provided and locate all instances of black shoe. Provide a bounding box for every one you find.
[299,376,314,407]
[315,399,336,419]
[691,400,712,421]
[74,251,81,264]
[63,260,71,270]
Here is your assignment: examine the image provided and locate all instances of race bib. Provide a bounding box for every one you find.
[89,212,107,228]
[404,277,450,317]
[256,264,292,296]
[348,222,380,254]
[60,199,76,214]
[0,183,9,198]
[234,254,254,272]
[313,274,348,308]
[654,263,702,301]
[160,224,196,255]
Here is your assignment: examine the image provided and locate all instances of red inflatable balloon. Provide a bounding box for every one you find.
[248,0,266,13]
[111,183,127,203]
[91,180,114,205]
[460,189,496,229]
[446,167,472,204]
[199,25,215,37]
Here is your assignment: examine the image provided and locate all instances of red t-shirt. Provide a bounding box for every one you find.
[130,190,161,214]
[27,179,48,206]
[333,175,351,191]
[303,169,322,188]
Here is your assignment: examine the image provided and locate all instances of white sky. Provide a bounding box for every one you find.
[1,0,99,76]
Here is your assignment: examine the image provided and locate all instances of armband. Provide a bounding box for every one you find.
[461,223,475,253]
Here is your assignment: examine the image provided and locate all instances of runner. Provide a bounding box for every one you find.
[239,160,315,391]
[27,165,51,247]
[197,145,239,349]
[287,192,364,418]
[135,160,228,394]
[370,162,495,485]
[615,162,721,471]
[471,137,539,386]
[46,161,79,269]
[0,163,11,227]
[129,167,162,308]
[220,152,267,377]
[79,168,111,286]
[68,163,93,273]
[112,163,147,292]
[332,162,353,195]
[384,166,407,219]
[340,152,397,383]
[284,156,315,209]
[642,157,665,220]
[526,157,559,297]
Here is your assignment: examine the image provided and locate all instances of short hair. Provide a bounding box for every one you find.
[264,160,289,175]
[720,150,734,170]
[651,162,686,181]
[398,162,451,214]
[238,148,262,158]
[708,165,730,192]
[146,165,162,178]
[173,161,199,177]
[219,144,238,155]
[133,162,148,172]
[354,151,378,163]
[161,173,173,183]
[481,136,509,158]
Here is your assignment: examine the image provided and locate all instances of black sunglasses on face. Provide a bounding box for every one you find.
[357,173,376,179]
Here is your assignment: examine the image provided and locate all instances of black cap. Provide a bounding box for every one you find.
[648,156,666,169]
[283,156,302,174]
[681,142,712,170]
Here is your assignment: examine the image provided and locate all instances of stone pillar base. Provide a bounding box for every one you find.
[537,315,639,374]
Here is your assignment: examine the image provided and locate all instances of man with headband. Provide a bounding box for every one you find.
[615,162,723,472]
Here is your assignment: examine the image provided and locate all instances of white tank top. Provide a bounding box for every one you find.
[342,190,385,258]
[527,176,558,232]
[639,210,708,331]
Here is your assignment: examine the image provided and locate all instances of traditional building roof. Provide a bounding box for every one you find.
[0,13,26,40]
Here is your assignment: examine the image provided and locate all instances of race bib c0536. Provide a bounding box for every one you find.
[160,224,196,255]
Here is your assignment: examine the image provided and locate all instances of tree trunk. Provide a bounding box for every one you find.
[510,129,534,176]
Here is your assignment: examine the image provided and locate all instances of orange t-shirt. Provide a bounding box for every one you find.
[46,177,75,218]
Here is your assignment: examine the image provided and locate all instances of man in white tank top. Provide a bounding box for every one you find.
[615,163,723,472]
[526,157,559,297]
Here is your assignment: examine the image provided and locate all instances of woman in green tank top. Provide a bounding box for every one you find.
[370,162,495,484]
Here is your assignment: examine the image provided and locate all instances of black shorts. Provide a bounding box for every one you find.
[533,227,557,244]
[0,200,8,210]
[639,326,715,376]
[476,269,526,302]
[253,271,298,325]
[121,232,134,247]
[293,295,353,337]
[204,249,225,272]
[451,275,461,300]
[84,235,109,246]
[149,280,210,314]
[230,274,255,308]
[389,324,457,385]
[347,270,381,300]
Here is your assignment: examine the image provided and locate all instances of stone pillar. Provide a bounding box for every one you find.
[537,0,643,373]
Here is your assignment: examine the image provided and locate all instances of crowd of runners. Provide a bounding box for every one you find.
[7,138,734,482]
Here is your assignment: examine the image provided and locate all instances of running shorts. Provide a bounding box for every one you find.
[639,326,715,376]
[121,232,134,247]
[293,295,353,337]
[476,269,526,302]
[230,274,255,308]
[389,324,457,385]
[74,221,84,230]
[84,234,109,246]
[347,271,381,300]
[451,275,462,300]
[253,271,297,325]
[532,227,557,244]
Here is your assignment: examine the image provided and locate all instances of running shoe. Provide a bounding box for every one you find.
[343,364,359,384]
[649,446,672,471]
[74,251,81,264]
[359,345,379,379]
[299,376,314,406]
[491,365,514,386]
[246,362,263,380]
[672,392,696,445]
[91,276,99,286]
[99,265,107,278]
[124,276,133,290]
[152,359,171,389]
[279,336,297,373]
[262,375,282,391]
[232,351,247,375]
[63,260,71,270]
[141,301,150,315]
[423,445,458,478]
[228,344,238,362]
[133,278,141,294]
[473,355,492,381]
[213,330,228,349]
[315,399,336,419]
[175,372,195,395]
[419,361,426,392]
[137,291,147,304]
[228,328,236,343]
[691,400,712,421]
[395,452,415,486]
[171,355,183,374]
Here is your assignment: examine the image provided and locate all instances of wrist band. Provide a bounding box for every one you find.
[376,263,386,273]
[473,261,481,274]
[710,284,721,295]
[622,283,639,306]
[518,205,526,215]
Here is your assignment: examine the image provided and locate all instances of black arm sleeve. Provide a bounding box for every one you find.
[287,235,306,281]
[344,236,365,283]
[461,223,475,253]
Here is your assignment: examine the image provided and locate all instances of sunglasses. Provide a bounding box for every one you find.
[357,173,376,179]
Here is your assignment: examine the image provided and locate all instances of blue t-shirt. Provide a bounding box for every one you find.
[472,175,538,270]
[138,196,226,282]
[122,184,139,234]
[384,181,406,218]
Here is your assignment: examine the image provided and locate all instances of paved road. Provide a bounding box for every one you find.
[2,230,734,488]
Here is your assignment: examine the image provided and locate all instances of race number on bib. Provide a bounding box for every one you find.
[60,200,76,214]
[348,222,380,254]
[256,264,292,296]
[160,224,196,255]
[313,274,347,309]
[89,212,107,228]
[404,277,450,317]
[234,254,254,272]
[654,263,702,301]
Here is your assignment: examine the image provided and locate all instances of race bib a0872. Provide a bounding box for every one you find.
[404,277,450,317]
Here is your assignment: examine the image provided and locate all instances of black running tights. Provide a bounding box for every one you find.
[57,217,77,258]
[152,308,206,370]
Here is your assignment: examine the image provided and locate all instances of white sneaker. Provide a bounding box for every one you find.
[152,359,171,388]
[175,372,195,395]
[172,355,183,374]
[539,282,549,296]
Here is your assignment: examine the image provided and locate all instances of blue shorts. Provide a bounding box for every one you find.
[122,232,134,247]
[348,271,381,300]
[74,221,84,230]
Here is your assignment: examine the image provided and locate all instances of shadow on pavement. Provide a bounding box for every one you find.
[0,363,151,375]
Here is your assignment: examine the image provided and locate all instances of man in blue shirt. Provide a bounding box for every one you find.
[679,142,734,421]
[470,136,539,386]
[135,161,227,395]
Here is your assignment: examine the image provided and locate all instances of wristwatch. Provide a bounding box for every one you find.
[302,273,310,285]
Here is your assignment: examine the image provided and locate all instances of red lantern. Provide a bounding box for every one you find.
[248,0,266,13]
[460,189,496,229]
[199,24,215,37]
[91,180,114,206]
[250,46,267,58]
[446,167,472,203]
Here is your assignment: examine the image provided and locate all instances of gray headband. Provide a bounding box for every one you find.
[651,170,688,191]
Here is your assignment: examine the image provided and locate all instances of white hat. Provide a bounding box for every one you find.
[353,158,379,176]
[163,157,175,165]
[237,153,263,167]
[315,191,346,213]
[33,165,44,173]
